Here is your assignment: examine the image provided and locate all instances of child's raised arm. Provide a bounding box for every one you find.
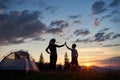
[65,43,72,50]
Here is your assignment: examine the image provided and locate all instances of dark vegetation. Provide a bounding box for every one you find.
[1,68,120,80]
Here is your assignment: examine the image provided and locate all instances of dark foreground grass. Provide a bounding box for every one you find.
[1,71,120,80]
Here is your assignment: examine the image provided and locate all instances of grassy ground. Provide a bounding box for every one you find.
[1,71,120,80]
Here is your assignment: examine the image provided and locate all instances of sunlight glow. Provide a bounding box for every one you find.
[85,63,91,67]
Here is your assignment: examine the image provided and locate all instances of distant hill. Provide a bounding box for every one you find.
[80,66,120,72]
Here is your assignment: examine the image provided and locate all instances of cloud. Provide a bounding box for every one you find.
[0,9,4,14]
[16,0,46,7]
[94,32,120,42]
[73,20,81,24]
[110,10,120,23]
[32,36,46,41]
[109,0,120,8]
[112,33,120,39]
[44,6,58,13]
[94,18,100,26]
[0,10,71,46]
[91,1,107,15]
[91,0,120,25]
[103,15,112,18]
[94,32,114,42]
[17,0,27,4]
[99,28,110,32]
[0,0,47,13]
[94,28,114,42]
[0,0,27,10]
[0,0,11,14]
[50,20,66,27]
[101,15,112,21]
[103,44,120,47]
[74,29,90,36]
[94,15,112,26]
[46,20,69,34]
[46,28,63,35]
[111,10,120,14]
[0,0,10,10]
[0,10,47,45]
[96,56,120,67]
[75,38,93,43]
[68,15,80,19]
[75,28,120,43]
[110,17,120,23]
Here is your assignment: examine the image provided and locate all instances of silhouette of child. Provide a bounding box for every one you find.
[46,38,65,71]
[65,43,78,66]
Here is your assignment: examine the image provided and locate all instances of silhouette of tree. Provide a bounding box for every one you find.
[38,52,44,71]
[64,52,69,63]
[39,52,44,64]
[64,52,70,71]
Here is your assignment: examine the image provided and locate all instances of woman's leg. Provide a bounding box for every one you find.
[52,54,57,71]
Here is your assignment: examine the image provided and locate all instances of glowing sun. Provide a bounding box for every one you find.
[85,63,91,67]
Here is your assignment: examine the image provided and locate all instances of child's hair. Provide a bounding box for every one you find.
[72,44,76,48]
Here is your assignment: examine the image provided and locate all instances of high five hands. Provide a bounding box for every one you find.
[64,41,68,47]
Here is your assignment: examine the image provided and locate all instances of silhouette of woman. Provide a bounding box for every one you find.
[46,38,65,71]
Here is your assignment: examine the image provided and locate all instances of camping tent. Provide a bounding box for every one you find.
[0,50,39,73]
